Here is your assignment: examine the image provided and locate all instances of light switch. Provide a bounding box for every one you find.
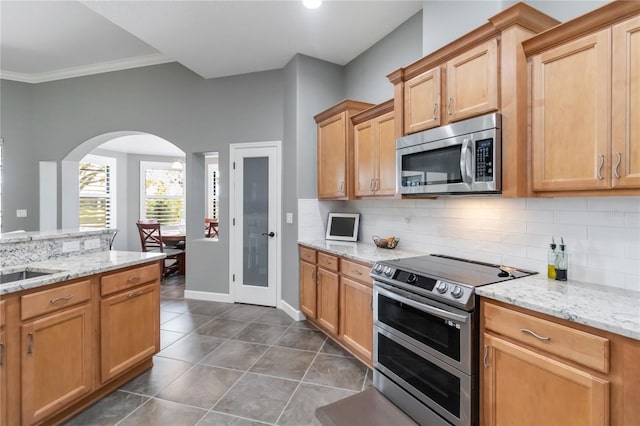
[16,209,27,218]
[286,213,293,224]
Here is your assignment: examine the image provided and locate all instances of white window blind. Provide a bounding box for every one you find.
[207,161,219,219]
[140,161,185,227]
[79,155,116,228]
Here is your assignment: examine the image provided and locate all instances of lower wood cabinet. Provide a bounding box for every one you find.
[483,332,609,426]
[481,299,640,426]
[0,260,162,425]
[299,245,373,366]
[21,303,94,425]
[100,282,159,382]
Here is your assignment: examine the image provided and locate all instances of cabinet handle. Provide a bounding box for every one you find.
[27,333,34,355]
[433,102,438,119]
[614,152,622,179]
[339,181,344,192]
[311,270,316,284]
[127,276,141,283]
[447,97,453,115]
[50,294,73,304]
[375,179,380,191]
[352,269,363,276]
[0,342,5,365]
[370,295,373,311]
[369,179,375,191]
[520,328,551,341]
[597,154,605,180]
[128,290,144,299]
[483,344,489,368]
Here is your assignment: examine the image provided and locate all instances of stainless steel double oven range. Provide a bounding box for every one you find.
[370,254,535,426]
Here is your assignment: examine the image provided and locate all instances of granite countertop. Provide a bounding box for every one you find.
[0,250,165,295]
[476,275,640,341]
[299,239,427,264]
[0,227,115,244]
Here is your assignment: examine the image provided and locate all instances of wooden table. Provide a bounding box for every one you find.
[162,233,185,247]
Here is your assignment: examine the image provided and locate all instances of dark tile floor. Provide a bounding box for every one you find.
[65,275,372,426]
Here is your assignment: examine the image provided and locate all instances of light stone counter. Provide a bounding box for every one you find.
[476,275,640,341]
[298,239,426,265]
[0,228,114,243]
[0,251,165,295]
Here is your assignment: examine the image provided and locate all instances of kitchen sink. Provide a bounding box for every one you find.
[0,270,59,284]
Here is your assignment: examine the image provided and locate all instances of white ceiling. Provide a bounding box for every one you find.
[0,0,423,83]
[96,135,185,157]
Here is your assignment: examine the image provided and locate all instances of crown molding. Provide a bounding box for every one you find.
[0,53,175,84]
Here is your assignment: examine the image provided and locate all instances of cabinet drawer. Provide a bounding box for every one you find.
[0,299,5,328]
[101,263,160,296]
[340,259,372,286]
[317,252,339,272]
[300,246,316,263]
[484,302,609,373]
[21,280,92,321]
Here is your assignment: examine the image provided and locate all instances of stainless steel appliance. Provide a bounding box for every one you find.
[396,113,501,195]
[370,254,535,426]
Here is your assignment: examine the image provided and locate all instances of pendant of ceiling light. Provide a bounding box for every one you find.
[303,0,322,9]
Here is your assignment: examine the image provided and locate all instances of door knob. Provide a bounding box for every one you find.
[262,232,275,237]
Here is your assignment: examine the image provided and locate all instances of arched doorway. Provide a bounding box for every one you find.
[57,131,185,251]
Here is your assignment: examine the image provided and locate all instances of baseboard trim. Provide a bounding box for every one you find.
[184,290,234,303]
[279,299,306,321]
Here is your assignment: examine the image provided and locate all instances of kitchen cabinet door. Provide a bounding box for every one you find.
[375,111,397,196]
[316,268,339,335]
[101,282,159,382]
[404,67,441,133]
[21,304,94,425]
[339,277,373,363]
[317,113,349,199]
[299,260,317,320]
[482,333,609,426]
[446,39,499,122]
[612,15,640,189]
[531,29,612,191]
[354,120,376,197]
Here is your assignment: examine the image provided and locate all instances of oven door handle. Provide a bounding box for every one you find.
[375,285,468,324]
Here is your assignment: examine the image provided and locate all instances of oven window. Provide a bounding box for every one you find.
[401,145,462,187]
[378,333,461,417]
[377,293,461,361]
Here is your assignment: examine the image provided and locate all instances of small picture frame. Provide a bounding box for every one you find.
[325,213,360,242]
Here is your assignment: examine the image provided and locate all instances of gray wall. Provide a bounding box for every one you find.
[2,63,284,296]
[344,10,423,104]
[421,0,609,56]
[1,80,35,231]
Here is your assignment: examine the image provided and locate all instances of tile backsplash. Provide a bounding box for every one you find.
[298,197,640,292]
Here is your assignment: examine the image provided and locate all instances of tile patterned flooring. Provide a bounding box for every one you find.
[65,275,372,426]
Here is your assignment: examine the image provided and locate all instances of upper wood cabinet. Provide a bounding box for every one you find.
[525,2,640,196]
[315,100,374,200]
[446,39,499,122]
[389,3,559,197]
[352,100,396,197]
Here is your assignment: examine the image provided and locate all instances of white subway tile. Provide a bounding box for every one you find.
[587,197,640,212]
[526,246,547,261]
[501,255,544,273]
[625,242,639,259]
[624,275,640,292]
[555,210,626,227]
[502,209,554,224]
[526,223,588,240]
[502,232,547,247]
[587,254,640,275]
[589,226,640,242]
[526,198,587,211]
[626,212,640,228]
[569,266,626,288]
[430,207,501,221]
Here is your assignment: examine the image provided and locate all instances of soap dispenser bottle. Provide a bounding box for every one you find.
[547,237,557,279]
[555,237,568,281]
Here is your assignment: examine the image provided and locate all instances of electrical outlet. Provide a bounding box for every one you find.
[16,209,27,218]
[84,238,101,250]
[62,240,81,253]
[286,213,293,224]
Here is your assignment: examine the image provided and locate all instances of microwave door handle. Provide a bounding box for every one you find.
[460,138,473,184]
[375,285,468,323]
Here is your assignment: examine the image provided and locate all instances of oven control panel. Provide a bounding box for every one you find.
[370,263,472,308]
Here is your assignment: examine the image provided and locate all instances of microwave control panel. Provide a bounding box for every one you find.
[475,138,494,182]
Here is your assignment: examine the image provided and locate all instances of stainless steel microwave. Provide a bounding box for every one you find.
[396,113,501,195]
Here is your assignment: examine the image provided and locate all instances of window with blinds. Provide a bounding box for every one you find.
[79,155,116,228]
[140,161,185,226]
[207,159,219,220]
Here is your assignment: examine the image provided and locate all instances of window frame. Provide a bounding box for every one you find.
[78,154,117,229]
[139,161,185,231]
